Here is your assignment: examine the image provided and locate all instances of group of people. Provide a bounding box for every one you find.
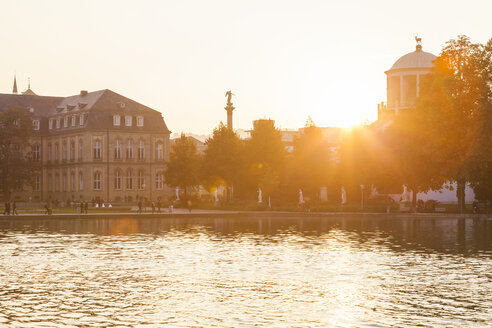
[78,201,89,214]
[3,201,18,215]
[138,200,163,214]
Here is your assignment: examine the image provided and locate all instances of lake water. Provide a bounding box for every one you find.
[0,215,491,327]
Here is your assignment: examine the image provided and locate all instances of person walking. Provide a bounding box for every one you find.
[5,202,10,215]
[151,202,155,214]
[138,199,142,214]
[157,200,161,213]
[12,201,18,215]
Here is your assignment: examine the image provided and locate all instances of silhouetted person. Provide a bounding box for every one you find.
[157,200,161,213]
[12,201,18,215]
[4,202,10,215]
[151,202,155,214]
[138,200,142,214]
[84,201,89,214]
[473,201,480,214]
[44,203,49,215]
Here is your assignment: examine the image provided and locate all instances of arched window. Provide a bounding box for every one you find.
[55,173,60,191]
[47,143,52,161]
[70,172,75,191]
[126,169,133,190]
[114,169,121,190]
[47,174,53,192]
[93,171,102,190]
[137,169,145,190]
[156,143,163,161]
[63,173,68,191]
[78,139,83,161]
[54,143,59,161]
[70,141,75,160]
[34,176,41,191]
[138,140,145,160]
[78,171,83,191]
[62,142,67,161]
[126,139,133,159]
[155,171,164,190]
[114,139,121,160]
[32,144,40,161]
[93,139,102,159]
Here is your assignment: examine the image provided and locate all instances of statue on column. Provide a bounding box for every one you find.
[225,90,234,105]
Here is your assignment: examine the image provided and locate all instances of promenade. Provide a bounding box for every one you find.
[0,208,488,220]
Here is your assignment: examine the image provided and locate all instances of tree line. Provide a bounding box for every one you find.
[166,36,492,208]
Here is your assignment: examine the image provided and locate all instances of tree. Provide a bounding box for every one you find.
[291,120,334,199]
[164,134,201,196]
[245,119,286,201]
[201,123,244,200]
[416,35,492,210]
[0,107,39,201]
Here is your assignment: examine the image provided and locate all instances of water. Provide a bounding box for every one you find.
[0,216,491,327]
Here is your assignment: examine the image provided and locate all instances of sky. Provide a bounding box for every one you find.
[0,0,491,134]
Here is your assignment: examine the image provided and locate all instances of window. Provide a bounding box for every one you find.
[113,115,121,126]
[137,116,144,127]
[71,115,76,126]
[137,170,145,190]
[48,174,52,192]
[114,170,121,190]
[56,118,60,129]
[114,139,121,159]
[93,139,102,159]
[33,120,40,131]
[70,172,75,191]
[126,139,133,159]
[79,114,84,126]
[138,140,145,160]
[62,142,67,161]
[155,172,164,190]
[78,140,83,161]
[49,119,53,130]
[54,143,59,161]
[32,144,40,161]
[62,173,67,191]
[34,176,41,191]
[64,116,68,127]
[47,143,52,161]
[126,169,133,190]
[125,115,132,126]
[93,171,102,190]
[78,172,83,191]
[70,141,75,161]
[55,174,60,191]
[156,143,164,161]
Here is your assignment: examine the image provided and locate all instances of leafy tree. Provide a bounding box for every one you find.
[201,123,244,200]
[291,121,334,199]
[416,35,492,210]
[164,134,201,196]
[0,108,39,201]
[245,119,286,200]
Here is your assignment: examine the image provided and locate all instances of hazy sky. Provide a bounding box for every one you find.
[0,0,490,134]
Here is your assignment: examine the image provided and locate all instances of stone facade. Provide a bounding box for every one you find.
[0,89,171,203]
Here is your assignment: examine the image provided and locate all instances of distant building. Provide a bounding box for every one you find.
[378,38,437,120]
[0,84,171,204]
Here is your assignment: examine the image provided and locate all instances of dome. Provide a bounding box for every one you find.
[389,49,436,71]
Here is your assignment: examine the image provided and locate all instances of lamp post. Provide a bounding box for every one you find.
[360,184,364,210]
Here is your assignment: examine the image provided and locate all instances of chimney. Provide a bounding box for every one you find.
[80,90,88,96]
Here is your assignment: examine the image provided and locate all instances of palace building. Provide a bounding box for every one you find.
[0,84,171,204]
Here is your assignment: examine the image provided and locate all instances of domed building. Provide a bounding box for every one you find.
[378,38,436,119]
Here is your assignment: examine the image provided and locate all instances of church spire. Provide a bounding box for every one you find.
[13,75,18,94]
